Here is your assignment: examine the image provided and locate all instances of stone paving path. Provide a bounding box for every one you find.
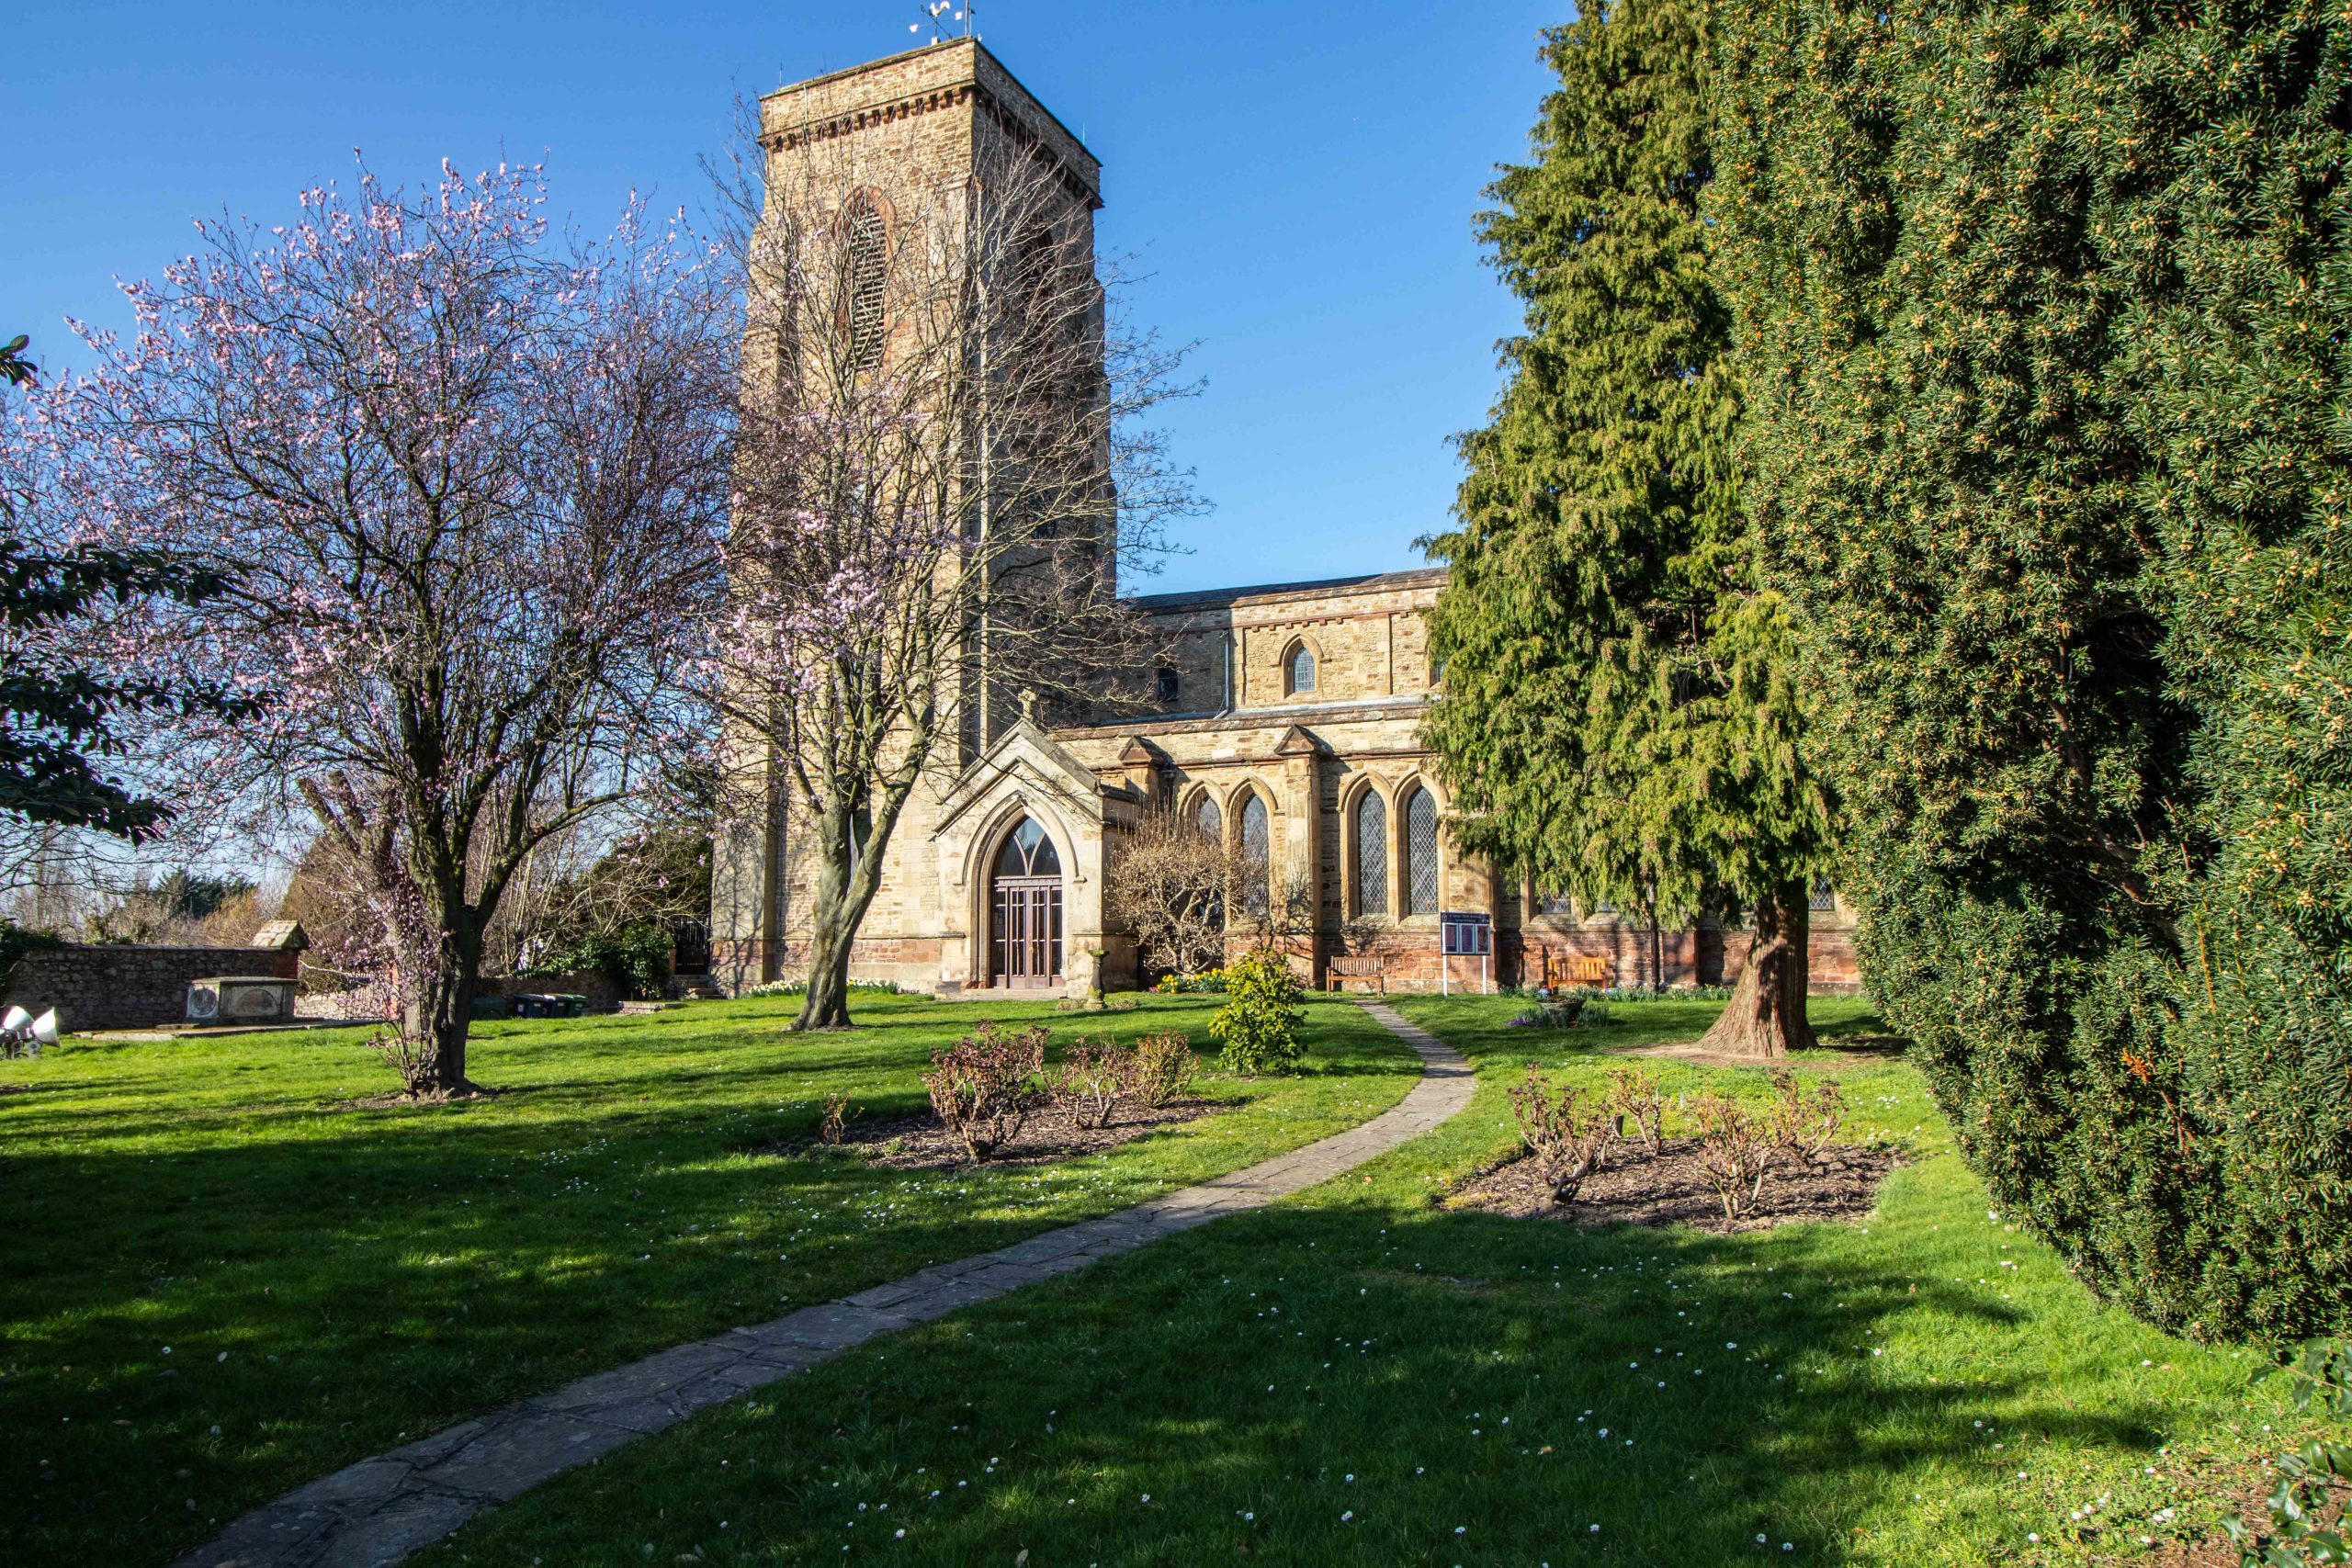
[173,1003,1473,1568]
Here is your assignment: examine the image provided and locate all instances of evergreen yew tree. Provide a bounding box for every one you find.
[0,333,250,840]
[1713,0,2351,1337]
[1423,0,1832,1055]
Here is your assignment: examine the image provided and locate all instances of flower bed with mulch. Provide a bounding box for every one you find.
[787,1096,1233,1171]
[1446,1135,1901,1234]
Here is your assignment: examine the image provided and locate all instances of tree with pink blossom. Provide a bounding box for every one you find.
[52,160,736,1095]
[0,333,254,845]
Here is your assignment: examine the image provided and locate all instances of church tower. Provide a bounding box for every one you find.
[710,40,1109,992]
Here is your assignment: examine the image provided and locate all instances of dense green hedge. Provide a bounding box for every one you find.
[1714,0,2351,1339]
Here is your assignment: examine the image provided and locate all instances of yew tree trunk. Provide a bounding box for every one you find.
[1697,880,1816,1058]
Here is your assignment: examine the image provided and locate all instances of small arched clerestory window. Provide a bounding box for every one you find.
[845,194,888,372]
[1352,788,1388,917]
[1403,786,1440,915]
[1285,641,1317,696]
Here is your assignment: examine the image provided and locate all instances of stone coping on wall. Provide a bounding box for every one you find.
[1127,566,1448,614]
[1052,698,1429,742]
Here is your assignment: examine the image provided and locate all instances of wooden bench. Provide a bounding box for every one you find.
[1563,954,1611,987]
[1327,954,1386,994]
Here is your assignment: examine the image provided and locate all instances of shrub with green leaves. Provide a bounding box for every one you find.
[1206,947,1306,1076]
[1713,0,2352,1337]
[2228,1338,2352,1565]
[525,918,675,1000]
[1127,1029,1196,1108]
[1151,968,1229,994]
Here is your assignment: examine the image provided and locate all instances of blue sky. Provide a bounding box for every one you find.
[7,1,1565,595]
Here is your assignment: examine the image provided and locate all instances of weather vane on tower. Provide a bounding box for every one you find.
[911,2,977,45]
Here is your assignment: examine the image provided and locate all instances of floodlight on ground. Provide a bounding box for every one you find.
[2,1006,28,1035]
[30,1010,60,1047]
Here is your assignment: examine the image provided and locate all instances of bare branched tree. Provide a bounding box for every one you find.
[699,94,1200,1031]
[1105,808,1239,979]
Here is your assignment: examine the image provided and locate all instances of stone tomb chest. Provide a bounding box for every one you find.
[187,976,297,1026]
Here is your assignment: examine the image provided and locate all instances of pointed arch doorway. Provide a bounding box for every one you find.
[989,816,1064,987]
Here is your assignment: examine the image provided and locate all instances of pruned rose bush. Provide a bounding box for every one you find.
[1051,1037,1131,1131]
[922,1022,1047,1162]
[1691,1091,1775,1220]
[1507,1066,1616,1206]
[1606,1065,1668,1153]
[1766,1072,1845,1169]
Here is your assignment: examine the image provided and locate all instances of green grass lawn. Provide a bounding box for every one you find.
[0,992,1419,1566]
[402,994,2308,1568]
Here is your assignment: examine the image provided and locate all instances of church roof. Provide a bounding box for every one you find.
[1126,566,1447,614]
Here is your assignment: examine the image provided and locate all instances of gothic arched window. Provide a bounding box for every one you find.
[1194,795,1222,840]
[1353,789,1388,917]
[1403,786,1440,915]
[1285,642,1317,696]
[993,816,1062,879]
[1238,792,1271,919]
[845,195,887,371]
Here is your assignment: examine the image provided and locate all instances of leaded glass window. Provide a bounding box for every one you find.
[1238,793,1271,918]
[994,816,1061,879]
[1286,643,1317,695]
[1353,790,1388,916]
[1195,795,1222,840]
[1404,787,1440,915]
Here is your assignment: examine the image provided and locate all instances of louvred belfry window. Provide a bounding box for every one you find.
[846,196,887,371]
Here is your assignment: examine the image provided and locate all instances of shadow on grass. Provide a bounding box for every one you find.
[0,997,1419,1565]
[415,1189,2192,1568]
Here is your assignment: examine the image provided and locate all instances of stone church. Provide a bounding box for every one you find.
[709,39,1857,999]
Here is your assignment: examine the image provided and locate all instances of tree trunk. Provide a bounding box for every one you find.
[408,915,485,1095]
[1696,881,1816,1058]
[797,915,854,1031]
[794,828,857,1032]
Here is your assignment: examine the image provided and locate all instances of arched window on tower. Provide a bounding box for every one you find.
[845,195,887,372]
[1285,642,1317,696]
[1238,793,1271,919]
[1403,786,1440,915]
[1353,789,1388,917]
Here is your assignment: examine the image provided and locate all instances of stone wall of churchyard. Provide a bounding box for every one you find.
[474,971,623,1014]
[300,971,627,1021]
[6,944,302,1032]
